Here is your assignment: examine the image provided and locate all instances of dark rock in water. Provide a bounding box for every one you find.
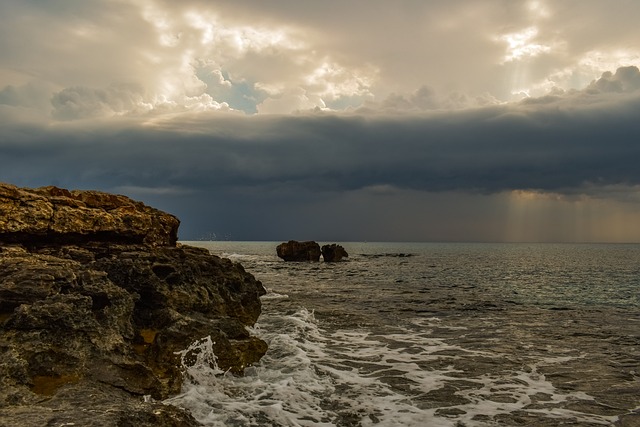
[360,252,414,258]
[0,183,267,426]
[321,244,349,262]
[276,240,321,262]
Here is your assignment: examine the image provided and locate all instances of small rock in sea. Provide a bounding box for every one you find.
[321,244,349,262]
[276,240,321,261]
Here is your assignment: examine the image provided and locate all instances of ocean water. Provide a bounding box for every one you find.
[166,242,640,426]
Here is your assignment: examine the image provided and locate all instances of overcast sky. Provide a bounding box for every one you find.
[1,0,640,242]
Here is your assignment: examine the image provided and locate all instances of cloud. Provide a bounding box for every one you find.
[585,65,640,94]
[368,86,502,112]
[50,83,233,120]
[256,88,326,114]
[0,81,53,111]
[2,0,639,121]
[2,70,640,199]
[2,1,640,240]
[1,83,640,241]
[51,84,149,120]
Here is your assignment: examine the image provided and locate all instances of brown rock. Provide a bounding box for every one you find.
[321,244,349,262]
[0,183,179,247]
[276,240,321,261]
[0,183,267,426]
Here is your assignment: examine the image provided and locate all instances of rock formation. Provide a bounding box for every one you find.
[276,240,321,262]
[321,244,349,262]
[0,183,267,426]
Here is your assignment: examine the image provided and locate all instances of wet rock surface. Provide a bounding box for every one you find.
[0,183,267,426]
[276,240,322,262]
[321,244,349,262]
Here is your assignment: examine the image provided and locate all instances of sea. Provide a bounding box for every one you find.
[165,242,640,427]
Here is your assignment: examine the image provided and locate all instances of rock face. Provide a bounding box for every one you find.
[0,183,267,426]
[0,184,179,247]
[276,241,349,262]
[276,240,321,262]
[276,240,320,262]
[321,244,349,262]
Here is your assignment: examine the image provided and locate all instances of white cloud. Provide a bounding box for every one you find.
[256,88,326,114]
[585,66,640,94]
[51,84,150,120]
[498,27,552,63]
[304,61,377,101]
[364,86,502,113]
[1,0,640,120]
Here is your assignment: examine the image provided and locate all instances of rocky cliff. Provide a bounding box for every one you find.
[0,183,267,426]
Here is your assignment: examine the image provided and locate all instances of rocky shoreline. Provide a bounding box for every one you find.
[0,183,267,426]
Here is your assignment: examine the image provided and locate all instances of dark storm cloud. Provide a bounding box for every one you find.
[2,69,640,241]
[2,1,640,241]
[2,78,640,199]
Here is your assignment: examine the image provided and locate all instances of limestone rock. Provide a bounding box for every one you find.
[0,183,267,426]
[276,240,321,262]
[321,244,349,262]
[0,183,179,247]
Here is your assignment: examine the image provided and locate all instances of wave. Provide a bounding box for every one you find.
[165,311,618,426]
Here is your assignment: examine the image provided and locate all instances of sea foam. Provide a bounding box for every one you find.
[166,310,618,426]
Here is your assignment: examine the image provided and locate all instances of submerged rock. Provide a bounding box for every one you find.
[321,244,349,262]
[0,183,267,426]
[276,240,321,262]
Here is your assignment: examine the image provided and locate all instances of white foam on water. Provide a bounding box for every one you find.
[219,252,268,264]
[166,310,618,426]
[166,309,338,426]
[453,358,618,426]
[260,289,289,300]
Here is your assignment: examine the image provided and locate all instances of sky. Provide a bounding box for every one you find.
[1,0,640,242]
